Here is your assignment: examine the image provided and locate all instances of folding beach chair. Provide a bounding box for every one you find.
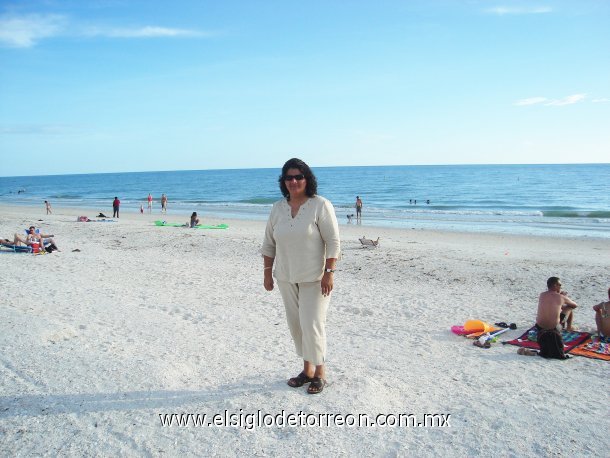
[359,236,380,248]
[0,243,33,253]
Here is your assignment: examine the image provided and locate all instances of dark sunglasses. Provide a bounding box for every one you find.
[283,174,305,181]
[495,322,517,330]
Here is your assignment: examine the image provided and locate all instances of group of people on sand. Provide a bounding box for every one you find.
[518,276,610,359]
[134,193,170,215]
[2,226,60,253]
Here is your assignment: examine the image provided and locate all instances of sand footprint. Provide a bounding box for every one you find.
[44,327,78,344]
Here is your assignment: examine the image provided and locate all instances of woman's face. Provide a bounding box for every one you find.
[284,167,307,198]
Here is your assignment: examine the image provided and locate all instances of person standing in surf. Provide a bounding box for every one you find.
[161,193,168,213]
[112,197,120,218]
[355,196,363,223]
[262,158,340,394]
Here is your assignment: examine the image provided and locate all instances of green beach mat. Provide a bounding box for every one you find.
[154,220,228,229]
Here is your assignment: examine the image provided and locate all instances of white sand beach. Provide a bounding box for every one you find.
[1,204,608,456]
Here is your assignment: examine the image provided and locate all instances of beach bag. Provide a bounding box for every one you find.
[77,216,89,222]
[537,328,567,359]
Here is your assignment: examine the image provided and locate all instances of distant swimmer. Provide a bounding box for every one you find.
[44,200,52,214]
[147,193,153,212]
[426,200,430,205]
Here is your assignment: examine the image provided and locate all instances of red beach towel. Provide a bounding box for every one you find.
[503,325,590,353]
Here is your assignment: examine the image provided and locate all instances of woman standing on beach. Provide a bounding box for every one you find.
[262,158,340,394]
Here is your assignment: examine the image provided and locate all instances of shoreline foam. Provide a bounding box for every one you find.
[2,201,610,241]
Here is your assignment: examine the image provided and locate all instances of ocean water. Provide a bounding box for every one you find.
[1,164,609,238]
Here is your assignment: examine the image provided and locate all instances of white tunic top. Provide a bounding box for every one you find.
[262,196,341,283]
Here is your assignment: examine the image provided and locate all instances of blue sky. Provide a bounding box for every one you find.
[1,0,608,176]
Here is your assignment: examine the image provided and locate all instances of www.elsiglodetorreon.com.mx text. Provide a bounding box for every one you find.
[159,410,451,430]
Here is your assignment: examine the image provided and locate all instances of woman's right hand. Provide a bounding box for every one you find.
[264,271,274,291]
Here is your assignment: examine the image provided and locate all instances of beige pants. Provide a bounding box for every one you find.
[277,281,330,366]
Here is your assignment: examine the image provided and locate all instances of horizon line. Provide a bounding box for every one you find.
[2,162,609,179]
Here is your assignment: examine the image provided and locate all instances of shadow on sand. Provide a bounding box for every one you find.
[1,380,289,418]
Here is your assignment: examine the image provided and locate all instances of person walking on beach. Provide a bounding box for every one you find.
[161,194,168,213]
[519,277,578,359]
[147,193,153,213]
[44,200,52,215]
[355,196,363,223]
[113,197,120,218]
[262,158,340,394]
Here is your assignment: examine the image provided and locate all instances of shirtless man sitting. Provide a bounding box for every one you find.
[519,276,578,359]
[593,287,610,338]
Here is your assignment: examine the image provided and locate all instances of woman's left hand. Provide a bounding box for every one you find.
[321,272,334,297]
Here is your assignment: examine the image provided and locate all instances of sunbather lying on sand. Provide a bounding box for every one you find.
[13,226,60,252]
[593,287,610,338]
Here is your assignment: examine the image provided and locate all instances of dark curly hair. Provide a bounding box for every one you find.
[278,158,317,200]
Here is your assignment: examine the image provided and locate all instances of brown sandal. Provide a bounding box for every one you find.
[517,347,538,356]
[307,377,326,394]
[287,372,313,388]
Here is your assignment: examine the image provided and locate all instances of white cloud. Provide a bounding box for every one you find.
[545,94,586,106]
[0,14,66,48]
[0,13,209,48]
[85,25,207,39]
[515,94,587,107]
[514,97,547,106]
[486,6,552,15]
